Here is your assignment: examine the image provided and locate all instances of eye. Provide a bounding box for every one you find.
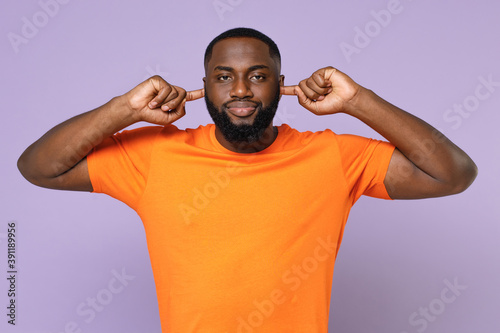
[251,74,266,81]
[217,75,231,81]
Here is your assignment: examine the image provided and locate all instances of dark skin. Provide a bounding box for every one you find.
[281,67,478,198]
[16,79,203,192]
[17,36,477,199]
[203,37,284,153]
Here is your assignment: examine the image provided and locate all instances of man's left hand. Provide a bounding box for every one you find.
[281,66,361,115]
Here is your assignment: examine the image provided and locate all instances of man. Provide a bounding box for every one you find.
[18,28,477,332]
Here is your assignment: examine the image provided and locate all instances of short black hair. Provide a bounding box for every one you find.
[204,27,281,69]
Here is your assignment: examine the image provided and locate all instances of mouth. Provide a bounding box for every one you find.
[225,101,258,118]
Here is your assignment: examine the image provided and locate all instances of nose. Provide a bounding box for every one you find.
[230,77,253,99]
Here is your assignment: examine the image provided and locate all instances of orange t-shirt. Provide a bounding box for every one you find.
[87,123,395,332]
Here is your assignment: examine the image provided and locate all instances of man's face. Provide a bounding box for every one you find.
[204,37,284,144]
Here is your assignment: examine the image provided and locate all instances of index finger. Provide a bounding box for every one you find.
[280,85,298,96]
[186,88,205,101]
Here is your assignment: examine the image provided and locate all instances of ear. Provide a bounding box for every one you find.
[279,75,285,100]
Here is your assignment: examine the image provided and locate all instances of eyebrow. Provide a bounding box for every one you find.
[214,66,233,72]
[248,65,270,71]
[213,65,270,72]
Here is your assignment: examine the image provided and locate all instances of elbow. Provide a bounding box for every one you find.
[17,152,37,185]
[17,152,30,181]
[449,158,478,195]
[17,150,48,187]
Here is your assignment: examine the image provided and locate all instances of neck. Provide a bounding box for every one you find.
[215,125,278,153]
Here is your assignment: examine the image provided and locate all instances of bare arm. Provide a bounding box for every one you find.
[281,67,478,199]
[18,76,204,191]
[344,87,477,199]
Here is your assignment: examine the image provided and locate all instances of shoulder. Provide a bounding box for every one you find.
[277,124,339,146]
[117,124,209,141]
[278,124,392,153]
[116,125,165,140]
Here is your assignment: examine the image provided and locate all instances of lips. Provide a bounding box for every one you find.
[225,101,258,117]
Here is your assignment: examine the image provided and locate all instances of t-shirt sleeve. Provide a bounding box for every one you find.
[335,133,396,203]
[86,126,164,209]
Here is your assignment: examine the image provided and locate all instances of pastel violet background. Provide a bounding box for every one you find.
[1,0,498,332]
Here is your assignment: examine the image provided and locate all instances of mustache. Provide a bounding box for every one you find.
[222,99,261,109]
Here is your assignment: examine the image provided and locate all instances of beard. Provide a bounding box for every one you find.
[204,88,280,144]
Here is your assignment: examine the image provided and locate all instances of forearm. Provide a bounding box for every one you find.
[18,96,135,181]
[345,87,477,188]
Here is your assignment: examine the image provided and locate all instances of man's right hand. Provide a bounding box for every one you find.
[18,75,204,191]
[124,75,204,126]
